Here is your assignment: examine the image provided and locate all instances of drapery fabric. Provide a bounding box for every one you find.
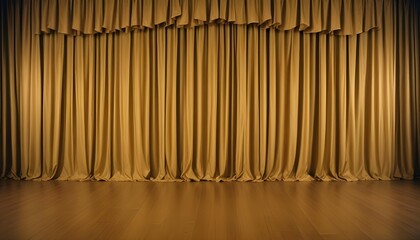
[34,0,383,35]
[1,0,419,181]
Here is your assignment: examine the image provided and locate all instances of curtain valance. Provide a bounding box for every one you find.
[28,0,384,35]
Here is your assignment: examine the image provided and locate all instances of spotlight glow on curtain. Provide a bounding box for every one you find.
[1,0,419,181]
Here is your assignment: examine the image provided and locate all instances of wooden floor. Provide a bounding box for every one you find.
[1,180,420,240]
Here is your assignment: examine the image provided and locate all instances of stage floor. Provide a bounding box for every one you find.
[1,180,419,240]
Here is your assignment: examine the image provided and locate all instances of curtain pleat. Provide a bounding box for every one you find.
[416,0,420,178]
[1,0,420,181]
[30,0,384,35]
[395,0,420,179]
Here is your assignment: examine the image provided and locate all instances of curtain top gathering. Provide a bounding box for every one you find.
[28,0,384,35]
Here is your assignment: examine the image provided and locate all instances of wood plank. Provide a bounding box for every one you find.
[0,180,419,239]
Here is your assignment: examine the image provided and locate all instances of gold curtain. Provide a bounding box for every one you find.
[35,0,383,35]
[1,0,419,181]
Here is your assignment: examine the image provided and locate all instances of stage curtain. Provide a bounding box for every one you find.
[1,0,419,181]
[33,0,383,35]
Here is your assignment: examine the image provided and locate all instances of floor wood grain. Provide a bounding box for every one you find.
[1,180,420,240]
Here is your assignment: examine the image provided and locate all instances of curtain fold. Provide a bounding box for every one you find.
[32,0,383,35]
[1,0,420,181]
